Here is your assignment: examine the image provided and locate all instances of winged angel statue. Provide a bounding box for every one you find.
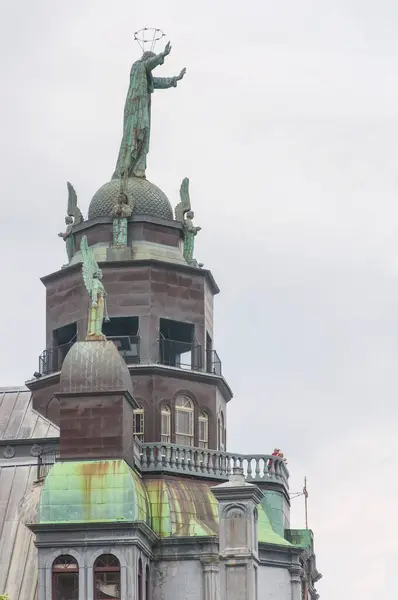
[174,178,201,265]
[80,236,109,340]
[58,182,84,264]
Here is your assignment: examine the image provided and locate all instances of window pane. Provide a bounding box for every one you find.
[161,412,170,436]
[175,434,193,446]
[53,573,78,600]
[95,572,120,599]
[133,412,144,435]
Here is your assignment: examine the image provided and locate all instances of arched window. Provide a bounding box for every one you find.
[146,565,150,600]
[175,395,194,446]
[218,412,225,451]
[133,404,144,442]
[94,554,120,600]
[52,555,79,600]
[161,405,171,443]
[138,558,143,600]
[199,412,209,448]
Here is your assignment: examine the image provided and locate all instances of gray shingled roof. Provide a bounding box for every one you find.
[0,387,59,599]
[0,388,59,440]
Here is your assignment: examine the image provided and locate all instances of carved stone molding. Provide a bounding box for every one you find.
[3,445,15,458]
[30,444,43,457]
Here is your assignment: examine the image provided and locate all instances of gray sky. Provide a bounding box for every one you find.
[1,1,397,597]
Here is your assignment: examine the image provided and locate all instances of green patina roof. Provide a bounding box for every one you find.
[38,460,291,546]
[39,460,150,525]
[286,528,314,550]
[144,478,291,545]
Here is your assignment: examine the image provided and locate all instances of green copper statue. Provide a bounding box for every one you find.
[112,192,132,246]
[58,182,84,264]
[175,178,202,265]
[81,235,110,340]
[112,42,186,180]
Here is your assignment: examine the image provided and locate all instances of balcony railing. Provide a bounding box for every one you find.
[39,339,76,375]
[159,338,202,371]
[138,443,289,488]
[36,440,288,490]
[38,335,223,377]
[37,445,60,480]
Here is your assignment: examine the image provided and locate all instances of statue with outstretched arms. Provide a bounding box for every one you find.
[112,41,186,180]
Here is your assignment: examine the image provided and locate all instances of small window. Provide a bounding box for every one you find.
[133,405,144,442]
[199,412,209,449]
[161,405,171,443]
[94,554,120,600]
[138,558,143,600]
[175,395,194,446]
[218,412,225,451]
[52,555,79,600]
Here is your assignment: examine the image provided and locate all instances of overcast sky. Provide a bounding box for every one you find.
[1,1,398,597]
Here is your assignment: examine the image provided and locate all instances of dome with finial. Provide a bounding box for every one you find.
[88,177,174,220]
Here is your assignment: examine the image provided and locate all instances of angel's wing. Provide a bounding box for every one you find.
[80,235,98,295]
[174,177,191,222]
[67,182,84,225]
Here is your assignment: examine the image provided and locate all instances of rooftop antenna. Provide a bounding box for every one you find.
[289,476,309,529]
[133,27,167,53]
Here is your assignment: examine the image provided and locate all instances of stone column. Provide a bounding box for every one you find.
[211,468,264,600]
[201,555,220,600]
[290,566,303,600]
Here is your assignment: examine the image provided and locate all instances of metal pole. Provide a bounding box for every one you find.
[304,476,308,529]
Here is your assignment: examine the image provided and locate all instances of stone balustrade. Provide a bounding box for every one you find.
[137,443,289,489]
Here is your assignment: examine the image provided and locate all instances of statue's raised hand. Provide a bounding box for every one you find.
[176,67,186,81]
[163,42,172,57]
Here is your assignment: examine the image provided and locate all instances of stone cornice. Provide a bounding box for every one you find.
[40,257,220,296]
[128,364,233,401]
[28,520,158,546]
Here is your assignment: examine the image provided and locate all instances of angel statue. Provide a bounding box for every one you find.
[58,182,84,264]
[80,235,110,340]
[112,191,132,246]
[112,41,186,180]
[174,178,202,265]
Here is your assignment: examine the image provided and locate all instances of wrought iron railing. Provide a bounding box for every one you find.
[37,446,60,480]
[138,443,289,488]
[208,350,222,376]
[38,339,76,375]
[159,338,202,371]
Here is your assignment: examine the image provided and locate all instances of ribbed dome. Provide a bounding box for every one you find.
[60,340,133,395]
[88,177,174,220]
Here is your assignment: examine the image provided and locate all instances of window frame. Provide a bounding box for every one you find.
[93,554,121,600]
[161,405,171,443]
[175,395,194,446]
[198,411,209,449]
[133,404,144,442]
[52,555,79,600]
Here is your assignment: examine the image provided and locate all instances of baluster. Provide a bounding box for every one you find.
[262,457,268,479]
[254,457,261,480]
[175,447,182,470]
[156,445,163,469]
[165,445,171,469]
[181,448,186,471]
[194,449,200,472]
[170,446,176,470]
[246,457,253,481]
[149,446,155,469]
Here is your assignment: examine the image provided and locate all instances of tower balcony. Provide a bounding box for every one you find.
[37,337,222,377]
[35,441,289,491]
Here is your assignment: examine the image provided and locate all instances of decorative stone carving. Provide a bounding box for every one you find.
[30,444,43,457]
[3,445,15,458]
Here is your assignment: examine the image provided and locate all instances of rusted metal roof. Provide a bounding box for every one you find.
[0,387,58,599]
[0,387,59,440]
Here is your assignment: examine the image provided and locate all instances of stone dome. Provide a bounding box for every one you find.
[88,177,174,220]
[60,340,133,395]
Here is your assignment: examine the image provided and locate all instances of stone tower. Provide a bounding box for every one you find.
[20,36,322,600]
